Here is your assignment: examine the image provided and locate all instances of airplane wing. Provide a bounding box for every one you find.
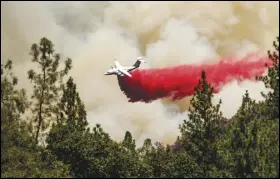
[114,61,121,68]
[118,67,132,77]
[114,60,132,77]
[122,66,134,71]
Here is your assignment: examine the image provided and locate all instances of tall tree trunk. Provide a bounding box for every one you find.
[35,67,46,144]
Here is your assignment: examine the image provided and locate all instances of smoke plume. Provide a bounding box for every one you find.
[1,1,279,146]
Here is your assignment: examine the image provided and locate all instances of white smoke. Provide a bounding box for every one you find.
[1,1,279,147]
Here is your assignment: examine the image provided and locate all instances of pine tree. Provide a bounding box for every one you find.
[257,37,279,119]
[46,77,90,177]
[253,37,279,177]
[167,149,199,178]
[57,77,88,132]
[1,59,30,160]
[1,60,70,178]
[80,124,116,178]
[122,131,136,151]
[1,60,30,130]
[105,132,142,178]
[27,37,72,144]
[217,90,258,178]
[217,38,279,178]
[179,70,224,177]
[137,139,154,177]
[253,117,279,177]
[138,141,165,178]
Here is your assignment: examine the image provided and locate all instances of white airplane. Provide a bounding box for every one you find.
[104,57,146,77]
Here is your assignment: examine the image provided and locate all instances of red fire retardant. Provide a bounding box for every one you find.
[117,53,272,103]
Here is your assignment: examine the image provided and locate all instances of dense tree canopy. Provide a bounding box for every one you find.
[1,37,279,178]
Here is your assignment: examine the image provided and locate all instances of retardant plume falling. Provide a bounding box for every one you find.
[118,53,271,103]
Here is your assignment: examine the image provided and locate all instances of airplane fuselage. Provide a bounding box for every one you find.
[104,68,126,76]
[104,57,146,77]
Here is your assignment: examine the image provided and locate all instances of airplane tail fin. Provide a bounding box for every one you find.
[133,57,146,67]
[133,61,141,68]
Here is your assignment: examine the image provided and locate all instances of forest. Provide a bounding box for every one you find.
[1,37,279,178]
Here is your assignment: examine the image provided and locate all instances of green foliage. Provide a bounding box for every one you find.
[217,37,279,178]
[257,37,279,119]
[179,70,224,177]
[48,124,141,178]
[218,90,279,178]
[122,131,136,151]
[137,140,199,178]
[1,146,70,178]
[1,60,30,169]
[59,77,88,131]
[28,37,72,144]
[1,60,31,177]
[254,118,279,178]
[1,60,70,178]
[1,60,30,129]
[217,91,259,177]
[46,76,90,177]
